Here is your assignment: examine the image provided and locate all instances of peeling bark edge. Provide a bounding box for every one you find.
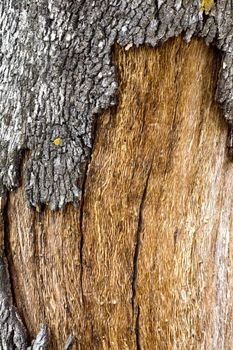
[0,0,232,210]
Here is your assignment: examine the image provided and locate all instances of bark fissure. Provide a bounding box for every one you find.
[79,162,88,307]
[135,306,141,350]
[131,161,153,314]
[79,113,99,306]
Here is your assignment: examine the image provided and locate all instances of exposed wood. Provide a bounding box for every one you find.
[3,37,233,349]
[0,197,49,349]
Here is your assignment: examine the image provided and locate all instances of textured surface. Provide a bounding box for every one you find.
[0,200,49,349]
[0,0,233,209]
[3,39,233,349]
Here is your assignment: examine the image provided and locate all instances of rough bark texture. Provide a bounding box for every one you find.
[1,1,233,349]
[1,38,233,349]
[0,0,233,209]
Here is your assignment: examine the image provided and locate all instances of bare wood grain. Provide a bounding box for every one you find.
[5,37,233,349]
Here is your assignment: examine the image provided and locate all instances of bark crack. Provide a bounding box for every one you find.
[79,114,99,306]
[135,306,141,350]
[79,163,88,307]
[131,160,153,344]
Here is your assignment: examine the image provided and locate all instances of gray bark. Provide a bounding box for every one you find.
[0,0,233,348]
[0,0,232,210]
[0,256,28,349]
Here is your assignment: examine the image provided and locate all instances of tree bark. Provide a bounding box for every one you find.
[3,37,233,349]
[1,1,233,349]
[1,0,233,210]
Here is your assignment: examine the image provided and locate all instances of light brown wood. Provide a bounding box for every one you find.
[5,37,233,349]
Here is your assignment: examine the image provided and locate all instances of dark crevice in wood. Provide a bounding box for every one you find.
[79,164,87,307]
[131,161,153,315]
[135,306,141,350]
[79,113,99,306]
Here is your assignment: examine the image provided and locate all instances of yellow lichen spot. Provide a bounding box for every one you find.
[53,137,62,146]
[200,0,214,15]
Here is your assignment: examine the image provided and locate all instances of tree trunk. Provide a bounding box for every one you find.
[3,38,233,349]
[1,1,233,350]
